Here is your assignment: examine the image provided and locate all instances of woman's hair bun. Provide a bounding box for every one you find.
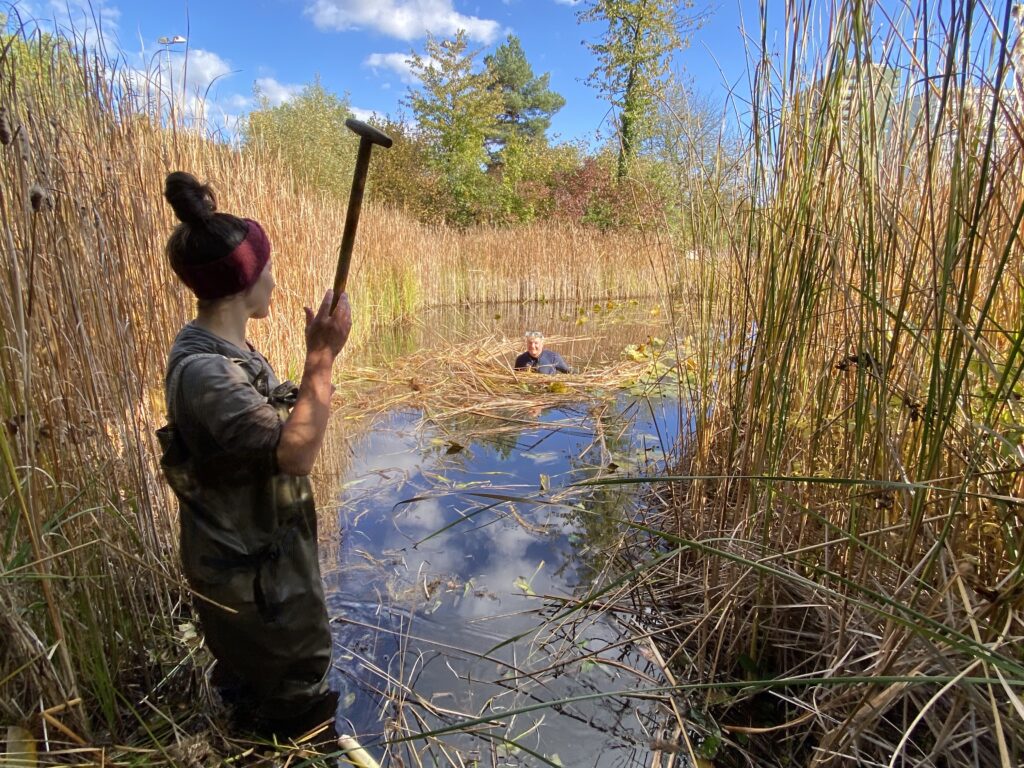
[164,171,217,225]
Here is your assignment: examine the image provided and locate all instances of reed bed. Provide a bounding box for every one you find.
[3,0,1023,765]
[0,17,672,763]
[598,1,1024,765]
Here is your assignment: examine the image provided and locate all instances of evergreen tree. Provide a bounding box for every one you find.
[483,35,565,159]
[579,0,700,181]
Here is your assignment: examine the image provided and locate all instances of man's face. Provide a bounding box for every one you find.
[525,336,544,358]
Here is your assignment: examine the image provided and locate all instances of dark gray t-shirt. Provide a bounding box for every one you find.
[165,323,290,568]
[165,323,282,466]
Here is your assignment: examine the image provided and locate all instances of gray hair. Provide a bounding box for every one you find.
[524,330,544,339]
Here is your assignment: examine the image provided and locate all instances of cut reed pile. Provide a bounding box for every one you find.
[334,331,680,423]
[0,15,676,760]
[600,2,1024,766]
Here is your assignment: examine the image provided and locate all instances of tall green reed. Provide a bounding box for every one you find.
[638,0,1024,764]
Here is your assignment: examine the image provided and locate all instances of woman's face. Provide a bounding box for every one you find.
[525,335,544,358]
[247,259,275,319]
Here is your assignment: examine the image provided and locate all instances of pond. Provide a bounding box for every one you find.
[322,301,691,766]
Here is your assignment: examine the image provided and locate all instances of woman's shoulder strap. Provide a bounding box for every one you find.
[165,353,244,423]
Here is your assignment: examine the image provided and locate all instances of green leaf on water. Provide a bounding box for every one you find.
[699,733,722,759]
[539,473,550,492]
[424,598,443,614]
[513,576,535,596]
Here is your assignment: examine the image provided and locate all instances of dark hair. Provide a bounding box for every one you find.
[164,171,248,270]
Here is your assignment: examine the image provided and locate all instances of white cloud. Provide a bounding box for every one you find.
[364,51,420,84]
[349,106,377,122]
[255,77,304,106]
[226,93,253,110]
[183,49,233,93]
[118,47,243,139]
[8,0,122,51]
[120,49,228,104]
[306,0,502,44]
[9,1,255,142]
[552,0,582,4]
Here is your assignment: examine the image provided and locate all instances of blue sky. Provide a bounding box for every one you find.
[5,0,780,144]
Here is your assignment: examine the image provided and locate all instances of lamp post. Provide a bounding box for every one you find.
[157,35,187,122]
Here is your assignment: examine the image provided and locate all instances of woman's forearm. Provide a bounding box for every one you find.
[276,350,335,476]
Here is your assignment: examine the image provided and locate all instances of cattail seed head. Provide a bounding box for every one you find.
[0,108,11,146]
[29,184,52,212]
[17,128,30,162]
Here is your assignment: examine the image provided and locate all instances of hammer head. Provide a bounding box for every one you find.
[345,118,393,149]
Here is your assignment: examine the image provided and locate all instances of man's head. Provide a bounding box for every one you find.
[524,330,544,359]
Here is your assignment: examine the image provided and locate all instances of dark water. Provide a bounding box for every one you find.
[323,303,689,766]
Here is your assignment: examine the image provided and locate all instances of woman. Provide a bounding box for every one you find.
[157,171,351,738]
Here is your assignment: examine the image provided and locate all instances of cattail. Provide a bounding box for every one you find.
[17,127,30,162]
[29,184,51,212]
[0,107,11,145]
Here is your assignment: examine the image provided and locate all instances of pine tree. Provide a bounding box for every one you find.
[483,34,565,161]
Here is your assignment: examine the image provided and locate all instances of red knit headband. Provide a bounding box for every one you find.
[174,219,271,301]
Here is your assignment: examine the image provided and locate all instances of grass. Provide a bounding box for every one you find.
[602,1,1024,765]
[328,1,1024,765]
[332,330,685,419]
[2,0,1023,766]
[0,9,690,765]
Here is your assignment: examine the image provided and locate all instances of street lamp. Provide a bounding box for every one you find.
[156,35,187,122]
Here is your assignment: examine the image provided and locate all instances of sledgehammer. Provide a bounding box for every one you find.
[330,118,393,313]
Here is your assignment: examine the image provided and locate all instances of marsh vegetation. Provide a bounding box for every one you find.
[2,1,1023,766]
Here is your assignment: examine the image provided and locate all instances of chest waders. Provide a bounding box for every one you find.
[157,354,333,724]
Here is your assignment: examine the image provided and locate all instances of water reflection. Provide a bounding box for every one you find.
[323,395,687,766]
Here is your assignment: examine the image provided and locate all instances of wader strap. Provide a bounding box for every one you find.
[198,523,301,572]
[165,353,246,424]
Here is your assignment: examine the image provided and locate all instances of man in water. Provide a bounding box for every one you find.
[514,330,572,374]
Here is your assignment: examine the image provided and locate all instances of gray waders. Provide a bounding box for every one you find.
[157,354,333,726]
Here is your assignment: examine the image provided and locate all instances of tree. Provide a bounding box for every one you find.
[579,0,699,181]
[367,114,443,221]
[242,77,356,198]
[403,32,502,224]
[483,35,565,161]
[648,75,745,239]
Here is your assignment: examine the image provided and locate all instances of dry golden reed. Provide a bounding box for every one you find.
[0,21,678,747]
